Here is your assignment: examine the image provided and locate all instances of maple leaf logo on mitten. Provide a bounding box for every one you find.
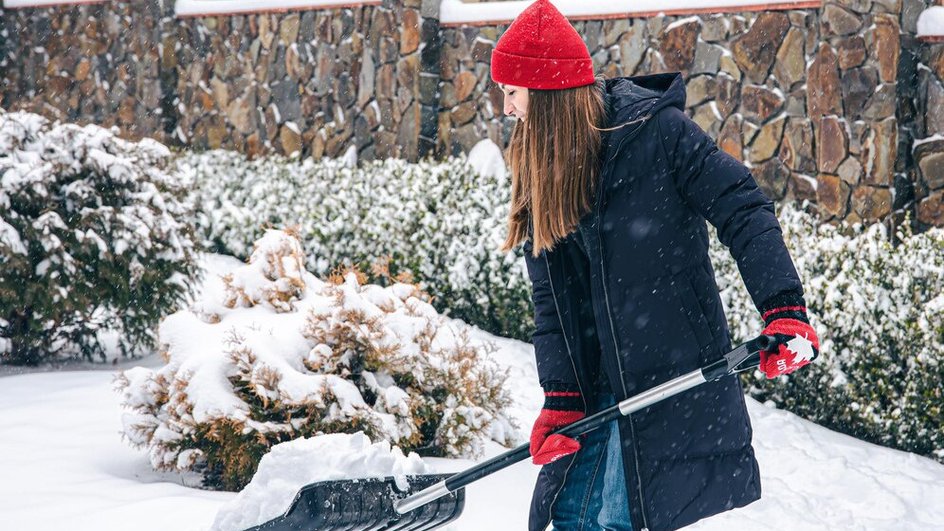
[786,333,816,365]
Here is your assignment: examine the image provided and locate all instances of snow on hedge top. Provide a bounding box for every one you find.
[918,6,944,37]
[468,139,506,182]
[439,0,818,25]
[211,432,428,531]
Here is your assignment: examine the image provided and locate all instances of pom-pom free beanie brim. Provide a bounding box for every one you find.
[490,0,595,90]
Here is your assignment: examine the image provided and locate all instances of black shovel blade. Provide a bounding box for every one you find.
[245,474,464,531]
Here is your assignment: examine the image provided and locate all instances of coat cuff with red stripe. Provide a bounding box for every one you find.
[542,382,583,412]
[760,290,809,325]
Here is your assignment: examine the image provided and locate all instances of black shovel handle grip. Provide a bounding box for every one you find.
[438,335,777,494]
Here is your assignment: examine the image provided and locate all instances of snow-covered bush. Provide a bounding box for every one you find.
[115,230,513,491]
[711,204,944,463]
[177,144,533,341]
[0,110,199,365]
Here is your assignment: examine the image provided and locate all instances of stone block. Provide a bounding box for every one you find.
[817,174,851,218]
[750,114,787,163]
[837,156,864,185]
[279,123,302,156]
[691,102,721,137]
[837,36,867,70]
[869,15,900,84]
[691,41,723,75]
[754,158,790,199]
[774,27,805,89]
[915,139,944,190]
[454,71,477,102]
[807,43,843,118]
[816,115,849,174]
[918,190,944,226]
[862,117,897,186]
[731,12,790,83]
[686,75,715,108]
[822,4,863,36]
[472,38,493,64]
[452,100,477,125]
[701,16,729,42]
[719,114,743,161]
[789,172,818,202]
[781,118,816,173]
[396,54,419,91]
[715,74,741,117]
[841,66,879,118]
[720,54,742,82]
[400,9,421,55]
[927,80,944,136]
[851,186,892,220]
[357,49,376,108]
[660,18,700,72]
[741,84,784,123]
[279,13,300,44]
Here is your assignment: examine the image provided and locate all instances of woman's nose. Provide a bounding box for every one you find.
[503,99,515,117]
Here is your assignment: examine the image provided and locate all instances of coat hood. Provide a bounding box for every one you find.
[602,72,687,145]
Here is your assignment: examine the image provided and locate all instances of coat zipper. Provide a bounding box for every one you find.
[541,252,588,530]
[597,125,652,531]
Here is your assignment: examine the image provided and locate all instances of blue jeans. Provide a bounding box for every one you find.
[550,394,633,531]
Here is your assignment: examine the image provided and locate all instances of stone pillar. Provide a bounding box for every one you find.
[418,0,442,158]
[810,0,901,225]
[908,0,944,227]
[0,5,14,110]
[157,0,181,145]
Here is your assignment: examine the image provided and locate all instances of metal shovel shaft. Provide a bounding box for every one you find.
[394,335,774,515]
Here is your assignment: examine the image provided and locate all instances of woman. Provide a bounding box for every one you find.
[491,1,820,530]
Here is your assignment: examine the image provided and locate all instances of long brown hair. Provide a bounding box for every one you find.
[500,78,607,257]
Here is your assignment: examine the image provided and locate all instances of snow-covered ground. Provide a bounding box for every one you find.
[2,254,944,530]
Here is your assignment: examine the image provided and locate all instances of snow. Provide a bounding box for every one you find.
[467,139,507,182]
[665,16,702,32]
[3,337,944,529]
[174,0,381,17]
[917,6,944,37]
[440,0,816,25]
[211,433,429,531]
[2,0,104,7]
[914,133,944,149]
[4,254,944,530]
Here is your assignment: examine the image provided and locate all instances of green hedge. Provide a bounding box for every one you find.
[0,111,200,364]
[183,149,944,464]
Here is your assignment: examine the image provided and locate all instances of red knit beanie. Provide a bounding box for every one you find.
[490,0,595,90]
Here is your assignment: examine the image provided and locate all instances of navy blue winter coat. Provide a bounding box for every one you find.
[522,73,804,531]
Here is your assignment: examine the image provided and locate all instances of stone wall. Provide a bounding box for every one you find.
[0,2,171,141]
[1,0,941,227]
[0,0,438,160]
[439,5,910,226]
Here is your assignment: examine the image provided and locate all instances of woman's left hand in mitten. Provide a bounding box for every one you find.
[760,294,819,378]
[530,385,584,465]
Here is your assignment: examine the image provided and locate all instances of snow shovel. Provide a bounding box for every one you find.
[246,334,776,531]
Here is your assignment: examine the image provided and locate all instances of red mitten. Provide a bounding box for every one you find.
[530,386,584,465]
[760,299,819,378]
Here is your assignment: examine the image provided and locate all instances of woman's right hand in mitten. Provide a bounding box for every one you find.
[530,386,584,465]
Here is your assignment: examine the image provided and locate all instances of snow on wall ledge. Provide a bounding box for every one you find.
[917,6,944,41]
[439,0,822,26]
[174,0,380,17]
[2,0,105,7]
